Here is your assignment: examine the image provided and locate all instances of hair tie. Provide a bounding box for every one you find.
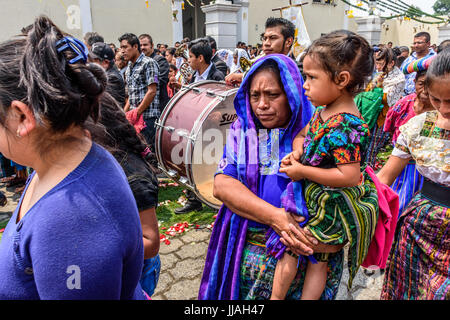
[56,36,88,64]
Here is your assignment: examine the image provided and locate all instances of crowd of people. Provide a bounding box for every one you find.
[0,14,448,300]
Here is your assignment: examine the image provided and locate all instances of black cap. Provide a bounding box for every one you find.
[89,42,115,61]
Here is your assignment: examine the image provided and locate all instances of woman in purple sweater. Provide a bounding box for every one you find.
[0,16,146,299]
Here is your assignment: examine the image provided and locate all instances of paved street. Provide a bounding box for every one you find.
[0,184,383,300]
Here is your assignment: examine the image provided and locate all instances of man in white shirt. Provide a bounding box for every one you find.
[174,38,225,215]
[188,38,225,84]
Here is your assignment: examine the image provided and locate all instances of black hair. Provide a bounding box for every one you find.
[118,33,141,53]
[87,34,104,47]
[425,47,450,88]
[415,69,427,81]
[166,47,176,56]
[0,16,106,135]
[250,59,283,89]
[205,36,217,51]
[375,48,397,73]
[86,93,154,165]
[169,63,178,71]
[392,46,401,57]
[188,38,213,64]
[304,29,374,96]
[396,55,407,68]
[138,33,153,45]
[438,39,450,53]
[264,17,296,41]
[414,32,431,43]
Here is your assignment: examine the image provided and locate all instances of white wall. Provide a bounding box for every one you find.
[247,0,355,46]
[0,0,173,46]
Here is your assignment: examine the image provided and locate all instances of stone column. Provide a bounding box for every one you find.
[172,0,184,43]
[438,23,450,44]
[201,0,241,50]
[355,16,385,45]
[233,0,249,45]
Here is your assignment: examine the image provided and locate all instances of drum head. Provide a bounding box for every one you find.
[189,92,237,208]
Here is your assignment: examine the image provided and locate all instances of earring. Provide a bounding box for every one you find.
[16,129,21,138]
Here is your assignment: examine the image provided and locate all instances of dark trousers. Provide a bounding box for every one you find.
[142,117,158,153]
[186,190,202,206]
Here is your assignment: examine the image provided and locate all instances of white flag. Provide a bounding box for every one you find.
[281,4,311,60]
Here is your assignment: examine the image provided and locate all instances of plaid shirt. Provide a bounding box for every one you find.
[125,53,160,119]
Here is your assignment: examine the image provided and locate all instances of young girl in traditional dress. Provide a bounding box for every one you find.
[379,49,450,300]
[272,30,379,300]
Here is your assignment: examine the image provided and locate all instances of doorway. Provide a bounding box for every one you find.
[182,0,212,40]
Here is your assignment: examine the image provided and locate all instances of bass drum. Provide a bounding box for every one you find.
[155,81,238,210]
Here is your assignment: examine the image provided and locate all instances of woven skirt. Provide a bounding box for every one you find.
[381,193,450,300]
[239,227,344,300]
[304,174,379,288]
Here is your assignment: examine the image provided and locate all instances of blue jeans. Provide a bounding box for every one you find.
[140,255,161,297]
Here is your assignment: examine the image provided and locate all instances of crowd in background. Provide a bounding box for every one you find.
[0,14,448,301]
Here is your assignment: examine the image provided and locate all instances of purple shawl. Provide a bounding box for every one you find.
[198,54,314,300]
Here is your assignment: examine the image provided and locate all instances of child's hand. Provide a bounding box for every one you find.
[279,154,305,181]
[280,150,302,168]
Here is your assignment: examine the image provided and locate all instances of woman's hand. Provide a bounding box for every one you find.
[279,220,317,256]
[281,222,345,256]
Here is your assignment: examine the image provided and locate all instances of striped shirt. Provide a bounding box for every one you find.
[125,53,160,119]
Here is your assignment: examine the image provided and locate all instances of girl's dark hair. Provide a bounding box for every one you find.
[0,15,106,133]
[375,48,397,73]
[304,30,374,95]
[425,47,450,87]
[86,93,156,172]
[415,69,427,81]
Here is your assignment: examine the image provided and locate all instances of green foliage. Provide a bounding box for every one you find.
[156,180,217,231]
[434,0,450,15]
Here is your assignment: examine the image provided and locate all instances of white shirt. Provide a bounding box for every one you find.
[194,63,213,83]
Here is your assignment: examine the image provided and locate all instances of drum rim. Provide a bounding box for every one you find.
[156,80,229,172]
[156,80,236,210]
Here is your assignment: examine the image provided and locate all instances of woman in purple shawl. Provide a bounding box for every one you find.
[198,54,346,300]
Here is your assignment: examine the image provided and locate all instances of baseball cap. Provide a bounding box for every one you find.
[89,42,115,61]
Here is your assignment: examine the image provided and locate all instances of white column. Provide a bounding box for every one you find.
[201,0,241,50]
[438,24,450,44]
[172,0,183,43]
[355,16,385,45]
[79,0,93,35]
[234,0,249,44]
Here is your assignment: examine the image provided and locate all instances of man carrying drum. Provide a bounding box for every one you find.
[174,38,226,214]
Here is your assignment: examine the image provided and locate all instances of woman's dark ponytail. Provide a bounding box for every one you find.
[0,15,106,132]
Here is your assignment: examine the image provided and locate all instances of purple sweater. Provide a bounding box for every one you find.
[0,143,146,300]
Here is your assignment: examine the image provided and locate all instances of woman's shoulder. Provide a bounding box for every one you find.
[399,111,429,136]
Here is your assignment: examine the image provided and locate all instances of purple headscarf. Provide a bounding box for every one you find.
[198,54,314,300]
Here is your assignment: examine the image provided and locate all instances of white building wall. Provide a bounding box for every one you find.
[247,0,355,46]
[0,0,174,47]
